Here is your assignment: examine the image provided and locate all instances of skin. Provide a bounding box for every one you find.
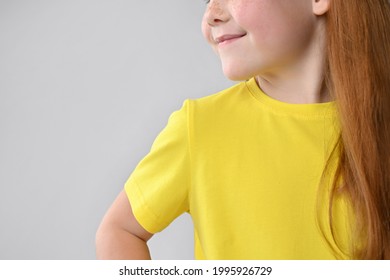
[96,190,153,259]
[202,0,331,104]
[95,0,332,259]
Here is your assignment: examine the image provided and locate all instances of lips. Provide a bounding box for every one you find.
[214,34,246,44]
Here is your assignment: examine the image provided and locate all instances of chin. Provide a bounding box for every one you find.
[221,62,257,81]
[223,70,252,81]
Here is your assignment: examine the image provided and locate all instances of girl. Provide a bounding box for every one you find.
[96,0,390,259]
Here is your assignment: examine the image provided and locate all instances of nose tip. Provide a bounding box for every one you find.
[204,1,229,26]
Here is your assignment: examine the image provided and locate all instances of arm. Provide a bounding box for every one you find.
[96,190,153,259]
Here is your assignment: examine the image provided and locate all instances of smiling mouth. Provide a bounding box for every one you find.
[215,34,246,45]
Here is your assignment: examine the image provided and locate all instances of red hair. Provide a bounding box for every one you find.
[322,0,390,259]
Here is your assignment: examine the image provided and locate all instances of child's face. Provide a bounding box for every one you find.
[202,0,322,81]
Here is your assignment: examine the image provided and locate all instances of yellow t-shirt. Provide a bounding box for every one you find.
[125,78,348,259]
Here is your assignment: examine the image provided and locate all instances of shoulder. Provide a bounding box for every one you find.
[170,79,256,131]
[186,80,252,115]
[192,80,248,106]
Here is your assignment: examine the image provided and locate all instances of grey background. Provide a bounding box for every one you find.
[0,0,233,259]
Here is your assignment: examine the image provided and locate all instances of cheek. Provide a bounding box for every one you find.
[201,17,219,54]
[201,17,211,44]
[233,2,272,40]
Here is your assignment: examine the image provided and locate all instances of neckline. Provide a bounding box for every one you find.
[245,77,337,119]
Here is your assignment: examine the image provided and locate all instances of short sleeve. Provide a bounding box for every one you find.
[124,100,191,234]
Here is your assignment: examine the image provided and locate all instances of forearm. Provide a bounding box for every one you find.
[96,226,151,260]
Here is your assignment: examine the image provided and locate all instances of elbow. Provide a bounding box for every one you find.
[95,220,112,259]
[95,222,105,259]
